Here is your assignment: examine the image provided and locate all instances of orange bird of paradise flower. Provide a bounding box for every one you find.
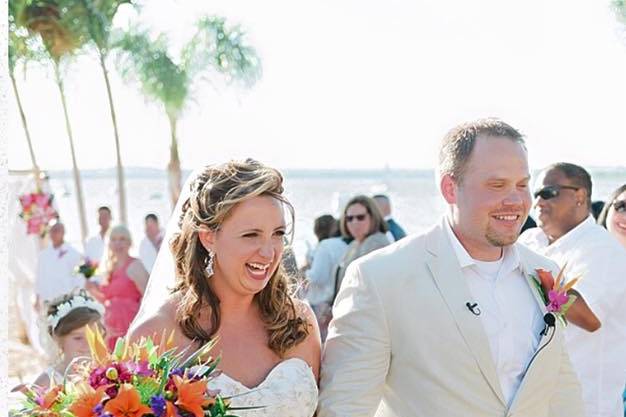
[103,384,152,417]
[69,385,109,417]
[173,375,210,417]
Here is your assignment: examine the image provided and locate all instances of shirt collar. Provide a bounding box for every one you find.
[547,215,595,251]
[442,217,521,274]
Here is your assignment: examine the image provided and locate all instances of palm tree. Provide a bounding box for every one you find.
[63,0,133,225]
[613,0,626,30]
[114,16,262,206]
[9,0,44,189]
[17,0,90,243]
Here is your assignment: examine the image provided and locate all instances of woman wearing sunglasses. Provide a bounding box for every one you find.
[333,195,390,300]
[597,184,626,250]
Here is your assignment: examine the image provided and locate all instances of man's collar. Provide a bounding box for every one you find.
[442,217,521,272]
[547,215,595,249]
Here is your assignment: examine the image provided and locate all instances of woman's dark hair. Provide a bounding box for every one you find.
[313,214,339,241]
[597,184,626,228]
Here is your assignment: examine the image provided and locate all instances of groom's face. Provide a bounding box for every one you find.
[448,135,531,259]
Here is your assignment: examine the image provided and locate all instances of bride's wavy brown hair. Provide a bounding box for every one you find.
[170,159,309,356]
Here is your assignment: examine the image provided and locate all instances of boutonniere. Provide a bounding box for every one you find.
[530,264,579,326]
[58,248,68,259]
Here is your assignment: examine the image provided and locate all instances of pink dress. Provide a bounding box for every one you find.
[101,258,142,350]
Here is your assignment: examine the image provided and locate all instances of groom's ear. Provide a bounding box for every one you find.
[197,227,216,251]
[440,174,457,204]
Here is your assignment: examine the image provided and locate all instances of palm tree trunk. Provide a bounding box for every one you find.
[167,114,182,208]
[99,53,128,225]
[10,71,42,190]
[54,63,88,243]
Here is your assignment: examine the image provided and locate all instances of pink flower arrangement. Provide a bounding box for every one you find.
[18,191,58,237]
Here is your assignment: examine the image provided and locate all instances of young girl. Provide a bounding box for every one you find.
[33,290,105,389]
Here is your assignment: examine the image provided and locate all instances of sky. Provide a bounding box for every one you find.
[8,0,626,172]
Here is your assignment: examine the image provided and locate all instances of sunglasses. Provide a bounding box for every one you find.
[533,185,580,200]
[346,213,368,223]
[612,200,626,213]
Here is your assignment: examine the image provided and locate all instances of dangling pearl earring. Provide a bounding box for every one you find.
[205,250,215,278]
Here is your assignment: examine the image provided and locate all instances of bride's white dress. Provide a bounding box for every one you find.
[208,357,318,417]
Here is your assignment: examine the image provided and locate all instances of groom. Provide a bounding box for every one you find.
[318,119,585,417]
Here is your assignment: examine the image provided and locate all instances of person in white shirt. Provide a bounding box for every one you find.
[520,162,626,417]
[304,214,348,340]
[83,206,112,264]
[138,213,164,273]
[35,222,83,311]
[319,118,585,417]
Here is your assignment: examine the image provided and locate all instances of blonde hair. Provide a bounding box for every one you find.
[171,159,309,356]
[102,224,133,284]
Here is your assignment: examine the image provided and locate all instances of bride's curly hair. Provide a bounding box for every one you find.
[170,159,309,356]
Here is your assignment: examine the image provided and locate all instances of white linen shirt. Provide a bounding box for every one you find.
[444,219,543,407]
[84,233,105,264]
[139,235,161,273]
[305,237,348,305]
[35,243,83,303]
[520,216,626,417]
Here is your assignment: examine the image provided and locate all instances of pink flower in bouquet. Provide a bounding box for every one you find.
[547,290,570,313]
[27,217,44,234]
[34,193,50,207]
[19,193,34,208]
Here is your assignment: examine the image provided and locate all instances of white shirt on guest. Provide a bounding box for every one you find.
[444,219,543,407]
[139,229,164,273]
[520,216,626,417]
[35,243,83,303]
[305,237,348,306]
[84,233,105,263]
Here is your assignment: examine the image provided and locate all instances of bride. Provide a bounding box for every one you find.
[128,159,321,417]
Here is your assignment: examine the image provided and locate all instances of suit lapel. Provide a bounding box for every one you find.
[425,225,506,406]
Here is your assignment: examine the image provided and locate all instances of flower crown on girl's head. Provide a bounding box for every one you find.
[46,290,105,332]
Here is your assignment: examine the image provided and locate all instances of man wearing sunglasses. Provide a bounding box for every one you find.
[520,163,626,417]
[319,119,585,417]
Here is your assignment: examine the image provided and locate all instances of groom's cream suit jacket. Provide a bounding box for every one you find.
[318,221,585,417]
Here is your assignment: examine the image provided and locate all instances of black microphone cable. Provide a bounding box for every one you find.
[522,313,557,377]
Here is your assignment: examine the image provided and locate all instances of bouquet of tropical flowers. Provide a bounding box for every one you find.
[18,191,58,237]
[12,326,252,417]
[75,259,99,280]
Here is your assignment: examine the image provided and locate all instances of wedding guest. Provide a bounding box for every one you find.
[597,184,626,250]
[520,163,626,417]
[334,196,390,297]
[373,194,407,242]
[305,215,348,340]
[35,222,83,312]
[138,213,164,273]
[84,206,112,264]
[33,290,104,389]
[85,225,148,350]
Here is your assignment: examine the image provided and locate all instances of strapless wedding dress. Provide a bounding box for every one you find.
[207,357,318,417]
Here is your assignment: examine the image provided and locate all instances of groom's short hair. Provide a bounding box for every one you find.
[438,118,526,184]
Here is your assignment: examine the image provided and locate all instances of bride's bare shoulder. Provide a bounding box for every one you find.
[127,293,182,343]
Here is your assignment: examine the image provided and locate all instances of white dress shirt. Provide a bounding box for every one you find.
[139,230,163,273]
[305,237,348,305]
[444,220,543,407]
[84,233,105,263]
[35,243,83,303]
[520,216,626,417]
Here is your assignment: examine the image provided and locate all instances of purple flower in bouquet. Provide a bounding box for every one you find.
[150,395,167,417]
[127,360,152,377]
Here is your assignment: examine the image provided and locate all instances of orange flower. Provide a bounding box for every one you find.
[69,386,108,417]
[165,400,177,417]
[85,324,110,365]
[103,384,152,417]
[536,268,555,294]
[41,385,63,409]
[173,375,209,417]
